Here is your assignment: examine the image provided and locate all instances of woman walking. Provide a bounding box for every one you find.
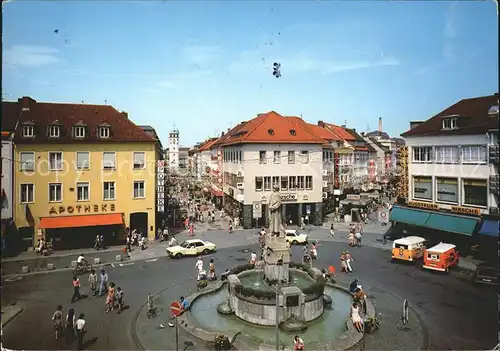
[106,282,116,313]
[88,269,97,297]
[52,305,64,340]
[71,276,81,303]
[65,308,76,344]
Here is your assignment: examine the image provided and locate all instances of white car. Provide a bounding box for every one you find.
[285,229,308,245]
[166,239,216,258]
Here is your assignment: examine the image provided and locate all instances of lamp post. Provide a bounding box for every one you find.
[275,258,283,351]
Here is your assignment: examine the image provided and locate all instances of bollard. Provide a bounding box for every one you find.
[21,266,29,273]
[47,263,54,270]
[94,257,100,265]
[71,260,77,268]
[115,254,122,262]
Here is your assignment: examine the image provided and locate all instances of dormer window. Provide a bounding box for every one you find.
[74,126,86,138]
[442,117,457,130]
[48,125,60,138]
[99,126,110,139]
[488,105,499,116]
[22,125,35,138]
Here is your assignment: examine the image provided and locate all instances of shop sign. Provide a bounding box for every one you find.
[451,206,481,216]
[217,149,223,185]
[157,160,165,213]
[408,201,439,210]
[346,194,361,201]
[280,194,297,202]
[49,203,116,215]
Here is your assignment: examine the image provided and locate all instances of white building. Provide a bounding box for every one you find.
[168,128,180,171]
[397,93,499,239]
[217,112,328,229]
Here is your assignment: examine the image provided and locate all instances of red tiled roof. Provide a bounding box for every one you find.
[198,138,219,152]
[401,94,499,137]
[218,112,325,146]
[318,121,357,141]
[1,97,156,144]
[287,117,341,143]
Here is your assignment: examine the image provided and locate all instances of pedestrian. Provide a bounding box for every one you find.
[329,223,335,238]
[71,276,82,303]
[340,252,348,272]
[116,287,124,312]
[65,308,76,344]
[106,282,116,312]
[195,258,204,281]
[99,269,108,296]
[208,259,216,281]
[293,335,305,350]
[52,305,64,340]
[355,231,362,247]
[346,251,354,272]
[88,269,97,297]
[75,313,86,350]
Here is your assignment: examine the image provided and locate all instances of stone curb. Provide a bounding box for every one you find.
[174,275,374,351]
[1,306,24,327]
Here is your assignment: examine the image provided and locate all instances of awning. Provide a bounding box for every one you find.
[389,205,480,236]
[478,220,500,237]
[39,213,123,229]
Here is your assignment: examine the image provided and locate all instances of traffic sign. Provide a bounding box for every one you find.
[253,201,262,219]
[170,301,182,316]
[378,209,388,223]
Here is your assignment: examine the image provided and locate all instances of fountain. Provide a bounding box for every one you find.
[178,187,374,349]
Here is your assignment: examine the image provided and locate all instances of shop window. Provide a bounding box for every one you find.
[263,176,271,191]
[255,177,263,191]
[463,179,488,207]
[289,176,297,190]
[413,176,432,201]
[305,176,313,190]
[297,176,305,190]
[436,178,458,203]
[281,176,288,191]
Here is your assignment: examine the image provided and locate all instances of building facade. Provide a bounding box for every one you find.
[1,131,15,251]
[395,93,499,254]
[2,96,158,250]
[216,112,326,229]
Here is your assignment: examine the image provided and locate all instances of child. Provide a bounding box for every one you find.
[116,287,124,312]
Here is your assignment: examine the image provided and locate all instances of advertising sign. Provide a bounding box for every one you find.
[217,149,223,185]
[157,160,165,212]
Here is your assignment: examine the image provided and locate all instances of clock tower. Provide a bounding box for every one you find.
[168,128,180,171]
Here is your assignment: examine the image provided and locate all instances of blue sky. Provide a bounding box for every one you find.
[3,0,498,146]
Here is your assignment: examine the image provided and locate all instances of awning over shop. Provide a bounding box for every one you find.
[39,213,123,229]
[478,220,500,237]
[389,205,480,236]
[210,189,224,197]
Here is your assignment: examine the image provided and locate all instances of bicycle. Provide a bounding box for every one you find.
[72,262,92,276]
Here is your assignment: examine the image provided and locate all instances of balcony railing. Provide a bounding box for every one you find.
[489,175,499,193]
[489,145,499,164]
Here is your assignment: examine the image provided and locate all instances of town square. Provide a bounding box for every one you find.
[1,1,498,350]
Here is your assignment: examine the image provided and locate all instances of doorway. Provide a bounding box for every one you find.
[130,212,148,236]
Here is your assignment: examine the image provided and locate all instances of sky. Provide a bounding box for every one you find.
[2,0,498,146]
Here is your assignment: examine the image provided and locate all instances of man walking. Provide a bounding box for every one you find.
[99,269,108,296]
[71,276,81,303]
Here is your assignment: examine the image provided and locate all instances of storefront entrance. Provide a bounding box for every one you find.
[284,203,299,225]
[130,212,148,236]
[46,224,123,250]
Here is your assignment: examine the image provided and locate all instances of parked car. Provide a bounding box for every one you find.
[284,229,308,245]
[471,263,498,286]
[166,239,216,258]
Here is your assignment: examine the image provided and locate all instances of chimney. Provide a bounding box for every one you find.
[18,96,36,111]
[378,117,382,133]
[221,131,225,137]
[318,121,325,127]
[121,111,128,119]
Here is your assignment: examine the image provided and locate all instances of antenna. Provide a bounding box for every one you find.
[104,98,107,105]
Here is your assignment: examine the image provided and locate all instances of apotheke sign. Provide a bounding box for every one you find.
[49,203,116,215]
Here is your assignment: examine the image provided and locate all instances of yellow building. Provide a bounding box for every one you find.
[3,96,159,250]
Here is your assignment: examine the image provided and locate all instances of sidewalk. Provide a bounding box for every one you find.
[1,304,23,327]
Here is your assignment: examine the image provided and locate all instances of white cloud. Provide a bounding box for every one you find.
[181,45,221,65]
[3,45,61,67]
[228,49,400,76]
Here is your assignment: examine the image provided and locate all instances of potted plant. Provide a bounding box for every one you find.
[197,280,208,290]
[364,315,380,333]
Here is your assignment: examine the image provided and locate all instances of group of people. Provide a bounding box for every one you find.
[194,258,217,281]
[93,235,106,250]
[126,229,147,251]
[35,238,53,255]
[340,251,355,273]
[51,305,87,349]
[349,279,368,332]
[348,223,363,247]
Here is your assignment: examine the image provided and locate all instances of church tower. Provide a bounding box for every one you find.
[168,128,180,171]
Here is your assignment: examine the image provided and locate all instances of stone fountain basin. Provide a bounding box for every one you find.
[178,278,375,350]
